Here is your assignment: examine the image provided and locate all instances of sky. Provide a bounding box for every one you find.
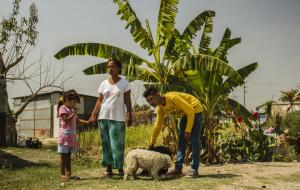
[1,0,300,111]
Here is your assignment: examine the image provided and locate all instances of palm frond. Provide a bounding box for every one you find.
[181,10,215,45]
[174,54,243,84]
[112,0,155,53]
[54,43,147,65]
[156,0,179,46]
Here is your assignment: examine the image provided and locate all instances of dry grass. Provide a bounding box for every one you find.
[1,146,300,190]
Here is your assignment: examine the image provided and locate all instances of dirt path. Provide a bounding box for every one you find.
[197,162,300,190]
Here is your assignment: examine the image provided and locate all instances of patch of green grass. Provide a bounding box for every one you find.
[78,124,165,156]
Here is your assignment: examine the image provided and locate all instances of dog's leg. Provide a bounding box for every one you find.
[132,168,138,179]
[123,168,129,181]
[150,169,159,181]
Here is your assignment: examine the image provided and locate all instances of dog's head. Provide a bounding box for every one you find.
[148,146,173,158]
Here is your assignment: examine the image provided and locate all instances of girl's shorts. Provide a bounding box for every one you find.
[57,144,77,153]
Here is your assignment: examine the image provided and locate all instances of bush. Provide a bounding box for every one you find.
[281,111,300,154]
[216,121,248,163]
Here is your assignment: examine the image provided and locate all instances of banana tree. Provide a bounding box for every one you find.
[55,0,218,150]
[175,27,258,163]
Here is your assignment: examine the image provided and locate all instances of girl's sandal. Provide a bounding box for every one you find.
[60,175,70,181]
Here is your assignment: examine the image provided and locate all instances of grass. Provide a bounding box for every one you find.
[1,126,300,190]
[77,124,164,157]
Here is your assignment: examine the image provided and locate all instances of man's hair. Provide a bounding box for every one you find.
[143,87,159,98]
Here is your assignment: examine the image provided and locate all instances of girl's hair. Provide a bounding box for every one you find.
[108,58,122,74]
[57,89,80,114]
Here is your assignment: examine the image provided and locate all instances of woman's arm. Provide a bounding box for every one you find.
[124,90,132,127]
[89,94,104,123]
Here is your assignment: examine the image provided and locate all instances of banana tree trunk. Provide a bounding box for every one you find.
[162,114,179,156]
[205,113,217,164]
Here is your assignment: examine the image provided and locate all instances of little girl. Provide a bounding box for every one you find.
[57,89,89,181]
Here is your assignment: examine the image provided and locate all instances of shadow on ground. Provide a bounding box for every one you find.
[201,173,241,178]
[0,149,51,170]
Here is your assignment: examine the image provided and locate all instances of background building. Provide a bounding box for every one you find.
[13,91,97,138]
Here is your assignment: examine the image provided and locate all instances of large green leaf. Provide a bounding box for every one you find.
[199,16,214,54]
[112,0,154,53]
[156,0,179,47]
[174,54,244,84]
[123,64,159,83]
[223,62,258,93]
[182,10,215,45]
[83,62,108,75]
[54,43,147,65]
[213,28,241,62]
[227,98,252,127]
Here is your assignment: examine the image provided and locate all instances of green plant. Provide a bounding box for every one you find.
[216,120,247,163]
[281,111,300,154]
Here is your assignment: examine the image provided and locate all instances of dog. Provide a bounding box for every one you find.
[123,148,173,180]
[140,146,173,176]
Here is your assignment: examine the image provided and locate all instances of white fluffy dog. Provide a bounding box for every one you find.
[123,149,173,180]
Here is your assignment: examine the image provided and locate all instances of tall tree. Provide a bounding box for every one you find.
[55,0,219,150]
[0,0,64,145]
[175,27,258,163]
[279,89,300,112]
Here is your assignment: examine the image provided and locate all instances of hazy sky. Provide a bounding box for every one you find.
[1,0,300,110]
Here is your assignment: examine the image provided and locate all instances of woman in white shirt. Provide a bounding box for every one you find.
[89,58,132,176]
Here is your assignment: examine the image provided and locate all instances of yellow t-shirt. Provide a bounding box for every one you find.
[150,92,203,145]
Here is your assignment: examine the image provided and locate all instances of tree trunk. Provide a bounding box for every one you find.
[205,114,216,164]
[0,77,9,146]
[162,114,179,156]
[0,112,6,146]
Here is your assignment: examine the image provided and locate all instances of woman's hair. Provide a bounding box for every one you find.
[57,89,80,114]
[108,58,122,74]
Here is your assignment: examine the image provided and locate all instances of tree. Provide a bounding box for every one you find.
[279,89,300,112]
[175,27,258,163]
[0,0,64,145]
[54,0,219,150]
[55,0,250,153]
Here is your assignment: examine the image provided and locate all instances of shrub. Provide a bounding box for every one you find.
[280,111,300,154]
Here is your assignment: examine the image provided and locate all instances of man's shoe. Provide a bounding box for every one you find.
[163,169,183,178]
[185,170,199,178]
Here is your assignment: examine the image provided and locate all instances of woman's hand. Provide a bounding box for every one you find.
[126,112,132,127]
[88,113,97,124]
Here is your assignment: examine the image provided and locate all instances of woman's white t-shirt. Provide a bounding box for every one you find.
[97,78,130,122]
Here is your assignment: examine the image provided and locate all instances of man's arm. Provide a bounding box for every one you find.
[149,107,164,146]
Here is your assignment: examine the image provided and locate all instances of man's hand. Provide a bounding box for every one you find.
[148,144,154,150]
[184,132,191,141]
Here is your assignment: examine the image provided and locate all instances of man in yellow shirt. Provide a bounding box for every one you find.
[143,87,203,178]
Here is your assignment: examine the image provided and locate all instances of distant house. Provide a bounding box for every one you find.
[12,91,97,138]
[271,102,300,117]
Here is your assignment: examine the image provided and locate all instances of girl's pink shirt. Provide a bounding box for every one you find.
[57,105,78,147]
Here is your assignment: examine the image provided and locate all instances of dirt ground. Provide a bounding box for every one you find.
[1,147,300,190]
[193,162,300,190]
